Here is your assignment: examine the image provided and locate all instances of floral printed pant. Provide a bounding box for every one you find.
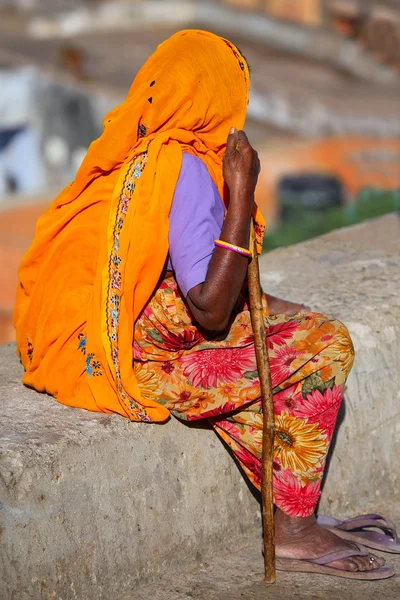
[133,276,355,518]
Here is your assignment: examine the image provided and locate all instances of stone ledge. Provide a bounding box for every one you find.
[260,214,400,513]
[1,214,399,599]
[0,354,261,599]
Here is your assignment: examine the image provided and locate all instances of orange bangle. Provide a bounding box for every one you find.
[214,239,252,258]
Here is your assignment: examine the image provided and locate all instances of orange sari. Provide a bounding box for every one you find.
[14,30,265,422]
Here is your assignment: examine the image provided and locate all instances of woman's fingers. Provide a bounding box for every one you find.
[236,129,250,147]
[226,128,250,154]
[223,128,259,197]
[226,127,239,154]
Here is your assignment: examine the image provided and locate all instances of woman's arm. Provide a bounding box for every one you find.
[186,128,259,331]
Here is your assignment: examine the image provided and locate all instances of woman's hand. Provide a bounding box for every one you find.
[223,128,260,211]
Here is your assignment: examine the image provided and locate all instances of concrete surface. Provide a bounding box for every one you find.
[0,352,261,599]
[0,215,399,599]
[132,518,400,599]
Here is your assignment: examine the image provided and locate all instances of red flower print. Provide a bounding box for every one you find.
[192,402,238,420]
[234,444,261,487]
[180,346,256,389]
[161,361,175,375]
[273,385,303,415]
[293,385,343,441]
[214,418,242,438]
[273,467,321,517]
[133,340,142,360]
[267,320,300,350]
[269,346,299,387]
[159,328,202,351]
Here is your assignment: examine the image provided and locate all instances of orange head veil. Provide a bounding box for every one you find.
[14,30,266,422]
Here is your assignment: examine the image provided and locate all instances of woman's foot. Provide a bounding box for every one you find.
[275,509,386,573]
[265,294,310,316]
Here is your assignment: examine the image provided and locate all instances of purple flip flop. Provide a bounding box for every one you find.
[317,513,400,554]
[276,542,395,580]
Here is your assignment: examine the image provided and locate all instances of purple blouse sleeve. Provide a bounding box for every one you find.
[168,153,225,297]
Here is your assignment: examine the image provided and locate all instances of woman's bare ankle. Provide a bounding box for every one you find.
[275,508,316,542]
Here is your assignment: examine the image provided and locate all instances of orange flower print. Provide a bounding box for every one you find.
[134,364,162,401]
[239,380,261,404]
[294,467,324,486]
[318,364,333,382]
[291,352,331,379]
[274,412,328,474]
[298,313,328,331]
[219,382,239,402]
[295,320,336,350]
[168,381,196,403]
[151,360,182,385]
[326,321,355,375]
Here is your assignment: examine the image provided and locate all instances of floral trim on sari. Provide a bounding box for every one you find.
[106,151,150,419]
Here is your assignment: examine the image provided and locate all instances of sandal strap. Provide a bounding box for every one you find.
[339,514,397,540]
[310,544,369,566]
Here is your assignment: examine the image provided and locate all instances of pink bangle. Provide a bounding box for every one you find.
[215,239,252,258]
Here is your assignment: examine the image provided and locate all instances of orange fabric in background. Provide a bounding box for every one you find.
[14,30,265,422]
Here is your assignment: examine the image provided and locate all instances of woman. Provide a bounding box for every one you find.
[14,30,395,580]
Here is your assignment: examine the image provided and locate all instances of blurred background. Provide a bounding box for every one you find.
[0,0,399,343]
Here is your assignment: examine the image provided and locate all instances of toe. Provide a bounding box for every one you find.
[330,558,359,572]
[353,557,368,572]
[369,553,385,569]
[357,554,383,571]
[347,559,360,572]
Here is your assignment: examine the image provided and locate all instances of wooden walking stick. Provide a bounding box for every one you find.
[247,220,276,584]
